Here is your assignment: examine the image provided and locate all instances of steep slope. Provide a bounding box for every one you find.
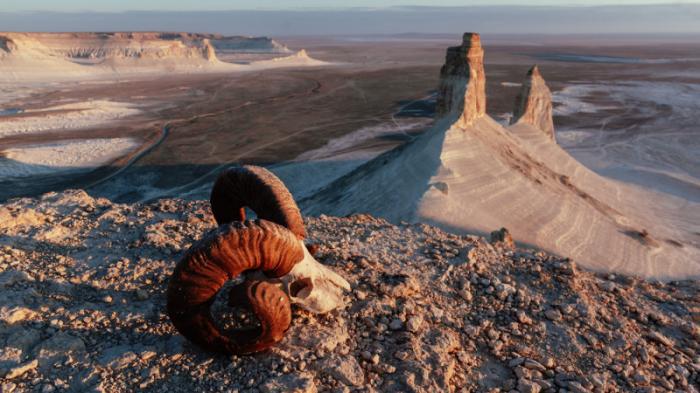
[510,65,556,141]
[302,33,700,279]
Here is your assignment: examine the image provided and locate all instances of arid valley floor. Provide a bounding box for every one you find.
[1,35,698,205]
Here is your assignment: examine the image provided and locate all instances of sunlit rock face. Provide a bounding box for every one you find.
[435,32,486,127]
[510,65,556,141]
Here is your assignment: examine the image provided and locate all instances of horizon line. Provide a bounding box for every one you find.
[3,2,700,13]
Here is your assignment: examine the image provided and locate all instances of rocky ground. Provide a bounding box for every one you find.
[0,190,698,393]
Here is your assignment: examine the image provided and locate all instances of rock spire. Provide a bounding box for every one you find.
[436,32,486,127]
[510,65,555,141]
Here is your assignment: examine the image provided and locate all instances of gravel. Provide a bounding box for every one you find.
[0,190,698,392]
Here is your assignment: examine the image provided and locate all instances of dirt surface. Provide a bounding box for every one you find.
[0,190,698,392]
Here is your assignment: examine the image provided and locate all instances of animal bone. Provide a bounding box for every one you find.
[238,241,351,314]
[166,220,303,355]
[210,165,306,239]
[283,241,351,313]
[167,165,351,355]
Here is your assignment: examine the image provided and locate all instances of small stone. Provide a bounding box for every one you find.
[260,372,317,393]
[5,359,38,379]
[544,308,562,321]
[517,378,541,393]
[1,382,17,393]
[496,283,516,300]
[633,371,650,385]
[523,359,546,372]
[517,311,533,325]
[543,357,555,368]
[646,331,673,347]
[509,357,525,368]
[406,316,423,333]
[1,307,38,324]
[102,295,113,303]
[319,355,364,387]
[140,351,157,361]
[490,227,515,249]
[99,347,138,370]
[567,381,592,393]
[389,318,403,331]
[458,288,473,301]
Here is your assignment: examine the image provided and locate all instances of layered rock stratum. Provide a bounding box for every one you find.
[510,65,556,141]
[435,33,486,127]
[300,34,700,279]
[0,190,697,392]
[0,32,320,82]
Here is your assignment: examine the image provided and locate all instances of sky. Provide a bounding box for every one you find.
[1,3,699,35]
[3,0,700,12]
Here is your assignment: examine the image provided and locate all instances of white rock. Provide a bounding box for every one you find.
[0,307,38,324]
[98,345,139,370]
[4,359,38,379]
[406,316,423,333]
[260,372,317,393]
[319,355,364,386]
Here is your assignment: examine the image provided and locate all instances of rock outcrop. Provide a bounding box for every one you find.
[510,65,556,141]
[435,32,486,127]
[0,32,219,62]
[0,190,697,392]
[301,33,700,279]
[0,32,324,82]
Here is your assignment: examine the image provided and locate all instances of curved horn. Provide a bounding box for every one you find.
[166,220,304,355]
[210,166,306,240]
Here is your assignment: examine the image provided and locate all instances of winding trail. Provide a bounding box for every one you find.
[84,124,170,190]
[123,78,324,202]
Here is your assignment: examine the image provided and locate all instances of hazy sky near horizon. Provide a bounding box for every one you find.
[4,0,700,12]
[2,3,699,35]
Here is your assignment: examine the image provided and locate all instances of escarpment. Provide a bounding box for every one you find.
[436,32,486,126]
[0,32,219,62]
[510,65,556,141]
[0,32,323,82]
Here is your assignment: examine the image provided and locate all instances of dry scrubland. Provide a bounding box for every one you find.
[0,190,698,392]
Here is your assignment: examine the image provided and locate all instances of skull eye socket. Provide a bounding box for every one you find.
[289,278,313,297]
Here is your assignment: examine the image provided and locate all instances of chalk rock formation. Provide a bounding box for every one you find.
[0,32,219,62]
[510,65,555,141]
[436,32,486,127]
[0,32,324,82]
[301,33,700,280]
